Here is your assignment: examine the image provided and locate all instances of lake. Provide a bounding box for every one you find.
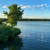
[17,21,50,50]
[1,21,50,50]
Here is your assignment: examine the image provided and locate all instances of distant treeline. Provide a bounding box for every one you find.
[19,18,50,21]
[0,18,8,22]
[1,18,50,21]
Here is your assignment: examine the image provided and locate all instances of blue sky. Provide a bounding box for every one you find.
[0,0,50,18]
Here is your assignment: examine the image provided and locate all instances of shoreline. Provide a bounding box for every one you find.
[19,19,50,21]
[1,18,50,21]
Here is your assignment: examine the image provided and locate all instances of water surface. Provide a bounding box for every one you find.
[1,21,50,50]
[17,21,50,50]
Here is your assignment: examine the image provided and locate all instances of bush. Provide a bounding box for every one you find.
[0,20,2,24]
[0,26,21,42]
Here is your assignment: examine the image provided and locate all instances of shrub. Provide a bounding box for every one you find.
[0,26,21,42]
[0,20,2,24]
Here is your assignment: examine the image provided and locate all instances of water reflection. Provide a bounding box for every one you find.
[0,36,23,50]
[17,21,50,50]
[37,33,47,42]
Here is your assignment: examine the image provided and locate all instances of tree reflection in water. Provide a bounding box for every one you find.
[0,36,23,50]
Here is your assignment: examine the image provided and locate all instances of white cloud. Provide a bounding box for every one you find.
[44,4,47,6]
[0,4,1,6]
[40,4,44,6]
[0,3,48,10]
[32,4,48,10]
[19,5,31,9]
[2,5,7,8]
[21,6,27,8]
[40,4,47,7]
[37,5,40,7]
[0,13,1,14]
[19,4,48,9]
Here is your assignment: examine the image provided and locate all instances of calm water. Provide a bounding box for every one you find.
[1,21,50,50]
[17,21,50,50]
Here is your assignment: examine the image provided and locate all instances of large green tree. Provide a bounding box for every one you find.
[3,4,24,26]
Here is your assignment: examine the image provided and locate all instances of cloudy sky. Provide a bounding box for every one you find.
[0,0,50,18]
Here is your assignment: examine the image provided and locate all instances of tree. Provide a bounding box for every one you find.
[3,4,24,26]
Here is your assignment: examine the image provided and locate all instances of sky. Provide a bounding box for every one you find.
[0,0,50,18]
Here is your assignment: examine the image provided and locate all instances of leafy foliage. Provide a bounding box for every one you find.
[0,36,23,50]
[0,20,2,24]
[0,26,21,42]
[3,4,24,26]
